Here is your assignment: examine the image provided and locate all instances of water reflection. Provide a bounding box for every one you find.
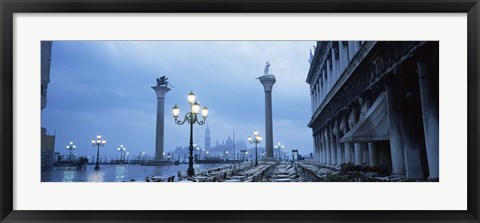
[42,164,231,182]
[87,168,106,182]
[115,165,126,182]
[62,170,75,182]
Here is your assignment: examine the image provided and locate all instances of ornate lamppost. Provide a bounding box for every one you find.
[172,91,208,177]
[117,145,126,163]
[91,134,106,170]
[248,130,262,167]
[274,142,285,160]
[66,141,76,161]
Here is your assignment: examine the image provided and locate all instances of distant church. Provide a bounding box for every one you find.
[204,124,211,150]
[203,125,249,158]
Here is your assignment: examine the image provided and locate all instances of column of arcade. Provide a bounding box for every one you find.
[314,93,388,168]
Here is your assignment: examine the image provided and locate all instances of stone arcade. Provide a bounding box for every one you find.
[306,41,439,180]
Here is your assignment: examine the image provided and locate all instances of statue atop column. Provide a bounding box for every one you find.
[264,61,272,76]
[156,76,174,88]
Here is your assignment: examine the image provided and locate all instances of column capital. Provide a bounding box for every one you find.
[152,85,172,98]
[258,75,276,92]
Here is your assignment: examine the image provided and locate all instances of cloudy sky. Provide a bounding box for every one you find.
[42,41,315,159]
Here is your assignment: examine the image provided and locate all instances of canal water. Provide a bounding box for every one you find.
[41,164,230,182]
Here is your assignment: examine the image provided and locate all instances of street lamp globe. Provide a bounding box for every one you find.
[172,104,180,118]
[192,101,200,114]
[187,91,196,104]
[201,107,208,118]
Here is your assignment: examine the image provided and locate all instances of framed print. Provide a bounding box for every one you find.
[1,0,479,222]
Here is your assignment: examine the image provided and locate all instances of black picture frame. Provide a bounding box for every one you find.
[1,0,479,222]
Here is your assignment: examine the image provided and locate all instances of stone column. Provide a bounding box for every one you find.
[339,41,349,72]
[317,80,321,105]
[314,134,319,163]
[348,41,357,61]
[318,135,323,163]
[322,69,327,100]
[417,57,439,179]
[354,143,362,166]
[343,143,352,163]
[324,130,331,165]
[386,81,406,176]
[311,89,315,114]
[333,120,343,165]
[331,44,339,85]
[152,85,171,160]
[368,142,379,167]
[327,58,333,93]
[258,75,276,158]
[318,131,322,164]
[329,126,337,166]
[348,107,362,166]
[339,114,351,163]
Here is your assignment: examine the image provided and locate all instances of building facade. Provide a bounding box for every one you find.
[306,41,439,180]
[41,41,55,170]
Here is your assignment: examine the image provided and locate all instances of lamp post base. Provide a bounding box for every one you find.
[187,167,195,177]
[94,165,100,170]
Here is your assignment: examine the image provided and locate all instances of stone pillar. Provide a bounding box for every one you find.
[348,107,362,166]
[152,85,171,160]
[339,114,351,163]
[333,120,343,165]
[368,142,379,167]
[348,41,357,61]
[317,135,322,163]
[318,78,322,104]
[324,130,331,165]
[339,41,349,72]
[344,143,353,163]
[322,69,327,99]
[354,143,362,165]
[311,89,315,114]
[417,57,439,179]
[318,135,323,163]
[359,97,371,166]
[386,80,406,176]
[329,126,337,166]
[327,58,333,93]
[331,44,339,86]
[258,75,276,158]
